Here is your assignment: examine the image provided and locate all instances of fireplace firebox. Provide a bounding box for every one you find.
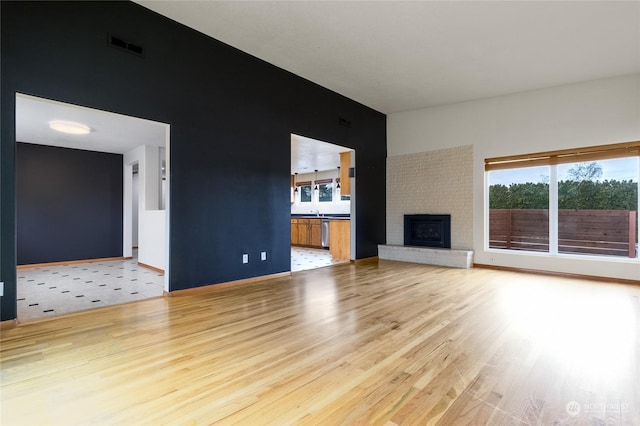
[404,214,451,248]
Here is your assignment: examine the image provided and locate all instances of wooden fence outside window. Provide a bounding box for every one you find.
[489,209,637,258]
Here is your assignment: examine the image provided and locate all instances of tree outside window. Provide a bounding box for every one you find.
[300,185,312,202]
[319,183,333,202]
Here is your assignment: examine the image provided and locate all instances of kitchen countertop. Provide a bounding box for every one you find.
[291,214,350,220]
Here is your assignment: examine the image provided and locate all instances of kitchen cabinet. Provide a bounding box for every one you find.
[309,220,322,247]
[340,151,351,196]
[297,219,309,245]
[291,218,300,245]
[291,218,322,248]
[329,219,350,261]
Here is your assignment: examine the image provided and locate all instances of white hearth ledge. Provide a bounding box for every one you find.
[378,244,473,269]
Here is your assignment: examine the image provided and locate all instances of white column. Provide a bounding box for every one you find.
[123,163,133,258]
[549,165,558,255]
[144,145,160,211]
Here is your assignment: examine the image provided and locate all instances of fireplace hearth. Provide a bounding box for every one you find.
[404,214,451,248]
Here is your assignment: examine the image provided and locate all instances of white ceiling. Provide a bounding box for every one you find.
[16,94,167,155]
[291,134,351,174]
[136,0,640,114]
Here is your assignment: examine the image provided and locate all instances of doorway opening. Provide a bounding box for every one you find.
[15,93,170,322]
[290,134,355,272]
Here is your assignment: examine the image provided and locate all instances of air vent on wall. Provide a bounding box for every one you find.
[108,33,145,58]
[338,117,352,128]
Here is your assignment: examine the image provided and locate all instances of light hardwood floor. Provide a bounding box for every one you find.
[1,260,639,425]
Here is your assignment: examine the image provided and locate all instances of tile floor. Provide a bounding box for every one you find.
[17,252,165,322]
[16,247,343,322]
[290,246,346,272]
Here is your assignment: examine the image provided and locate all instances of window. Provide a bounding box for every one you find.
[557,158,638,257]
[486,142,639,259]
[314,178,334,202]
[318,183,333,202]
[300,184,312,202]
[488,166,550,253]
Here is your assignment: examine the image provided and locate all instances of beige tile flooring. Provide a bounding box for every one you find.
[17,253,165,323]
[16,247,342,322]
[290,246,346,272]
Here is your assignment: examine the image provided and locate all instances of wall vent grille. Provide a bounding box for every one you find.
[338,117,352,128]
[108,33,145,58]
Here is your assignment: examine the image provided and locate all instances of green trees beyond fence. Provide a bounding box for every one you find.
[489,180,638,210]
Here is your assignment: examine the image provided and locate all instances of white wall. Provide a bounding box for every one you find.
[132,172,139,247]
[291,169,351,215]
[387,74,640,280]
[124,144,166,272]
[139,210,165,270]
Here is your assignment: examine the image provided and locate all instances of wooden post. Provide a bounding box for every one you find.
[630,211,637,258]
[506,209,512,249]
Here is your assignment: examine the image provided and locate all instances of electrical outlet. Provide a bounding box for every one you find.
[261,251,267,261]
[0,281,3,297]
[242,254,249,264]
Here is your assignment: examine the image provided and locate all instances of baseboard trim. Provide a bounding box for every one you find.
[138,262,164,274]
[17,257,126,270]
[166,271,291,297]
[474,263,640,286]
[0,319,18,330]
[351,256,379,265]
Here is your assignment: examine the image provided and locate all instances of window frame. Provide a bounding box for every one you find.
[296,181,312,203]
[485,142,639,260]
[315,178,334,203]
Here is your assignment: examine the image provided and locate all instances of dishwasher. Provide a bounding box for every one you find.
[321,219,330,249]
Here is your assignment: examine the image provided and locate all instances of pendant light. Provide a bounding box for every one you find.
[293,172,298,193]
[336,166,341,189]
[314,170,319,191]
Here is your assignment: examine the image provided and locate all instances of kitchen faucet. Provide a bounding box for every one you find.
[310,209,320,217]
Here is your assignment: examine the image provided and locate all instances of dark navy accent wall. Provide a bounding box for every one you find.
[16,143,123,265]
[0,1,387,321]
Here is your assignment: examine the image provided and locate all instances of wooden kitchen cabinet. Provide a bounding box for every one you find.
[291,218,322,248]
[340,151,351,196]
[329,220,350,261]
[296,219,310,246]
[291,218,300,245]
[309,220,322,247]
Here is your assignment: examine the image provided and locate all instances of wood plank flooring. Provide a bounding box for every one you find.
[1,260,639,425]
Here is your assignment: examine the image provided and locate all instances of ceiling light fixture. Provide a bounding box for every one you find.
[314,170,319,191]
[49,120,93,135]
[336,166,341,189]
[294,172,299,193]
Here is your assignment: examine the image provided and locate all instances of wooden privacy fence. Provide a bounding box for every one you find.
[489,209,637,258]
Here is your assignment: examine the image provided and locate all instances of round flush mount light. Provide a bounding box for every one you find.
[49,120,93,135]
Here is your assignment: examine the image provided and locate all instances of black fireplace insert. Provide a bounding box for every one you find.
[404,214,451,248]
